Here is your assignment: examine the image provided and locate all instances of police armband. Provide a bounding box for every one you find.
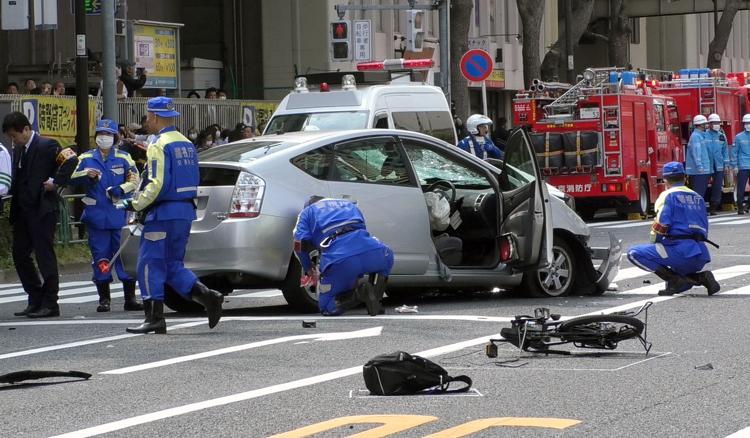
[651,221,668,235]
[56,148,77,165]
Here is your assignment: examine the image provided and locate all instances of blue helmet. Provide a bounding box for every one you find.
[96,119,119,136]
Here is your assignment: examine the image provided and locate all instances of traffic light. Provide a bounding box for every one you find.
[330,20,352,62]
[406,10,425,52]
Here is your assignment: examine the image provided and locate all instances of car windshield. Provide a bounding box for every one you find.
[266,111,369,132]
[198,140,300,163]
[404,147,490,189]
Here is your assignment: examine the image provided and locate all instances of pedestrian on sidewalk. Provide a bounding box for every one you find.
[3,111,78,318]
[69,119,143,312]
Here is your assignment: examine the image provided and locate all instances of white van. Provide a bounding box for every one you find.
[263,64,458,144]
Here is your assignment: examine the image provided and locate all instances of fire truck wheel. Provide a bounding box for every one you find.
[577,203,597,221]
[616,178,650,217]
[522,237,575,298]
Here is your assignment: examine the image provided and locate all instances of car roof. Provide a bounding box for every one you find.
[249,129,451,146]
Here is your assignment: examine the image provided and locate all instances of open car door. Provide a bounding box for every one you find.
[497,127,553,271]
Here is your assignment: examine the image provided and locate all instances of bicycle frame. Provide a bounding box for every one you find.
[487,302,653,357]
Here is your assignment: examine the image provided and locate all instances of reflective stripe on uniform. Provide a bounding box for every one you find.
[655,243,668,258]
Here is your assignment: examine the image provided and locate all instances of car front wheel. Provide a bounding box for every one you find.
[522,237,576,298]
[279,256,320,313]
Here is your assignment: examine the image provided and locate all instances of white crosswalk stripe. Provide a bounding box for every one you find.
[0,280,282,307]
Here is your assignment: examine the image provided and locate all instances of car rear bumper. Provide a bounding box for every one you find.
[119,215,296,281]
[592,232,622,294]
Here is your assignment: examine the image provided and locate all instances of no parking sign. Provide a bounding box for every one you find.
[242,105,256,131]
[460,49,494,115]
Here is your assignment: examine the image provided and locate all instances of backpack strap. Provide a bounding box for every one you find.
[434,375,472,393]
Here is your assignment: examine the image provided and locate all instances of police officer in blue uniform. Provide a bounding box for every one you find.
[457,114,503,160]
[686,115,711,201]
[122,97,224,334]
[294,197,394,316]
[704,113,730,215]
[732,114,750,214]
[70,119,143,312]
[627,162,720,296]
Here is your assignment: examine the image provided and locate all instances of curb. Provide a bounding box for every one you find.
[0,261,91,284]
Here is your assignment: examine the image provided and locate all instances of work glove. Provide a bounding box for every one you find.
[734,167,740,176]
[483,143,495,152]
[120,199,136,212]
[106,186,124,200]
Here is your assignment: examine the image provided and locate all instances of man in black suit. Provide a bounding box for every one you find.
[3,112,78,318]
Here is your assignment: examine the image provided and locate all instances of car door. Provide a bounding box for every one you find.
[498,128,553,271]
[326,135,433,275]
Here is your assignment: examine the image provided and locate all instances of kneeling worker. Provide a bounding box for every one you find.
[627,162,720,296]
[122,97,224,333]
[294,197,394,316]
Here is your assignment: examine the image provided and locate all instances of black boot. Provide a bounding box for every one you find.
[125,300,167,334]
[708,203,718,216]
[190,282,224,329]
[687,271,721,295]
[334,290,363,313]
[654,266,688,296]
[356,282,381,316]
[122,281,144,311]
[738,200,745,215]
[96,283,111,312]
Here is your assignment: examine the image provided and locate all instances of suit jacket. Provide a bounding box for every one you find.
[9,135,78,224]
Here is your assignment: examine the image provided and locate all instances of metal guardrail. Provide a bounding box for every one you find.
[0,94,285,135]
[58,193,86,247]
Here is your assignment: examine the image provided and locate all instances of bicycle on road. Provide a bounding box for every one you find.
[486,302,653,357]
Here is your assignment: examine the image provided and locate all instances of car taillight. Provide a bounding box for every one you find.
[229,172,265,218]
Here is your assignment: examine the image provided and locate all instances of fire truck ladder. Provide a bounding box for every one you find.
[543,67,625,117]
[601,89,623,177]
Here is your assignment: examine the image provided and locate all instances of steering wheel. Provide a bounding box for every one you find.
[426,180,457,204]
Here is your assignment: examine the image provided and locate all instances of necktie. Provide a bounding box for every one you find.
[18,145,27,169]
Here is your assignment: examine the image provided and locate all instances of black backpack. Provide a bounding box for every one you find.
[363,351,472,396]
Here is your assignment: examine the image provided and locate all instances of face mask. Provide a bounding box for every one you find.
[189,133,198,140]
[96,136,113,150]
[745,124,750,132]
[204,141,212,147]
[218,96,227,100]
[712,125,721,132]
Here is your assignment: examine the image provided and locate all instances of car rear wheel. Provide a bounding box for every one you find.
[522,237,576,298]
[163,284,205,313]
[279,256,319,313]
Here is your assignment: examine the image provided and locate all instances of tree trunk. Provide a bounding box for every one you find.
[707,0,742,69]
[450,0,474,123]
[607,0,631,68]
[516,0,545,89]
[540,0,596,82]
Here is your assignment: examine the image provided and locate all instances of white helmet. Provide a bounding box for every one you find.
[708,113,721,123]
[466,114,493,135]
[743,114,750,124]
[693,115,708,126]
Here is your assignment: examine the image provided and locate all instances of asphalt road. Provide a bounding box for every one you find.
[2,210,750,438]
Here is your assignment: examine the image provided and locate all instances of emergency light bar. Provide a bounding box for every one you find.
[357,58,435,71]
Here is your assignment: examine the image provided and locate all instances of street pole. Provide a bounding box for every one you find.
[438,0,450,100]
[75,0,89,154]
[102,0,118,122]
[565,0,575,84]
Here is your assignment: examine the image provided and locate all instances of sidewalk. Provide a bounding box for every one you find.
[0,262,91,284]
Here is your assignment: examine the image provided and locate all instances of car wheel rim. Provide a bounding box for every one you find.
[640,183,648,214]
[537,246,572,297]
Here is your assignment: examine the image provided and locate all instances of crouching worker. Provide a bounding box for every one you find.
[627,162,720,296]
[294,197,394,316]
[69,119,142,312]
[122,97,224,334]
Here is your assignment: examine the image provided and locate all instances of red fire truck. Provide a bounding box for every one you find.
[514,68,684,220]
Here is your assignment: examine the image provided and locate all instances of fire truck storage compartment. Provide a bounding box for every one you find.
[531,132,564,169]
[562,131,599,169]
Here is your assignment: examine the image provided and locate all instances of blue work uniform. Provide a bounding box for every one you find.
[293,199,394,316]
[703,129,730,205]
[70,148,138,284]
[131,126,200,301]
[627,184,711,292]
[457,136,503,160]
[732,131,750,207]
[685,129,711,199]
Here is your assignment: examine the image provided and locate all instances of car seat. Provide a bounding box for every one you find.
[433,233,462,266]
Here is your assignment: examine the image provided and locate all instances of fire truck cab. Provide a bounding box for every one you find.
[514,68,683,220]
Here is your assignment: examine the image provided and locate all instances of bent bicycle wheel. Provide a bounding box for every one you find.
[558,315,644,347]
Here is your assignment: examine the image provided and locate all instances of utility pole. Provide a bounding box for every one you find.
[74,0,89,154]
[102,0,118,122]
[565,0,575,84]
